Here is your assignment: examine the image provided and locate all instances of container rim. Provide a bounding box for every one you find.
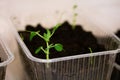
[12,24,120,63]
[0,35,14,67]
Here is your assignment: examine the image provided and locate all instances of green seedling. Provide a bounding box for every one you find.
[72,4,78,29]
[29,23,63,60]
[89,47,93,65]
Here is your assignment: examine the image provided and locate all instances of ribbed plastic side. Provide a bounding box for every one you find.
[111,63,120,80]
[19,46,116,80]
[0,67,6,80]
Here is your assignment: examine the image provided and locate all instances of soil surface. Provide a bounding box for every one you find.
[19,21,106,59]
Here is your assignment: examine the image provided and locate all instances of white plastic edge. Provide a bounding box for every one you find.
[0,35,14,67]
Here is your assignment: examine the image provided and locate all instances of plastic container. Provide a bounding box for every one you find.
[0,36,14,80]
[11,19,120,80]
[9,1,120,79]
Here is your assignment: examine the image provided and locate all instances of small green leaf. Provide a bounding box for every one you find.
[30,32,37,41]
[43,33,47,38]
[54,43,63,52]
[43,30,51,42]
[43,33,49,41]
[46,29,51,37]
[35,46,42,54]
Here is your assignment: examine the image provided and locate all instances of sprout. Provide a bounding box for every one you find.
[72,4,78,29]
[29,23,63,60]
[89,47,93,64]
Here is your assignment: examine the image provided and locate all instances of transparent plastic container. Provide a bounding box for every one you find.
[0,36,14,80]
[11,19,120,80]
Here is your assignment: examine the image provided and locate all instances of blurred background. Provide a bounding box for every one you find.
[0,0,120,80]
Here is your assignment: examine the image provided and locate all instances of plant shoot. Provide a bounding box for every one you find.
[29,23,63,60]
[72,4,78,29]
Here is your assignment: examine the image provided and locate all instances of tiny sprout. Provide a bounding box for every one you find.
[29,23,63,60]
[72,4,78,29]
[89,47,93,65]
[89,47,93,53]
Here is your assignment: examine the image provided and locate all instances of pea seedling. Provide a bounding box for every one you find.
[29,23,63,60]
[72,4,78,29]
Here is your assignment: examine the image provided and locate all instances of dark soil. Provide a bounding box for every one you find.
[19,21,106,59]
[0,58,1,62]
[116,30,120,38]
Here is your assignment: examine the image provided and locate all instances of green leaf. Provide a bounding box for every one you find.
[43,33,48,41]
[46,29,51,37]
[43,29,51,42]
[35,46,42,54]
[54,43,63,52]
[43,33,47,38]
[30,32,37,41]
